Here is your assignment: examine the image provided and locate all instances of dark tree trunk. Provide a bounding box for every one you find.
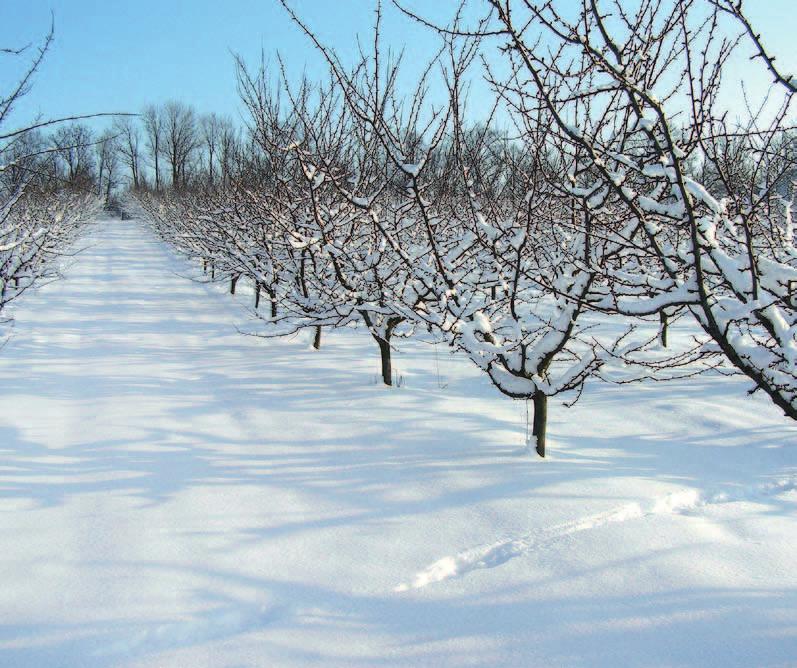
[202,258,208,274]
[154,152,160,191]
[254,282,261,309]
[376,334,392,386]
[268,288,277,319]
[313,326,322,350]
[532,392,548,458]
[361,313,402,387]
[230,274,240,295]
[211,263,215,280]
[208,147,214,187]
[659,310,669,348]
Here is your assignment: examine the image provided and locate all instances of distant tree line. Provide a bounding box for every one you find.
[5,106,233,200]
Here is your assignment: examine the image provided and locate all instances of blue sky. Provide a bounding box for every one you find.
[0,0,453,127]
[1,0,795,132]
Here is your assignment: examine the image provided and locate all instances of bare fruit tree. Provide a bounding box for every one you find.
[468,0,797,419]
[0,20,103,328]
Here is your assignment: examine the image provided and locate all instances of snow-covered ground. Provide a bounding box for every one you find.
[0,218,795,668]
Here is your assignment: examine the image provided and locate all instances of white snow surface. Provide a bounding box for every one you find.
[1,218,796,668]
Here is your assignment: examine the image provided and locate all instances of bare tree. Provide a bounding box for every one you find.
[51,123,95,188]
[0,22,100,327]
[199,112,224,187]
[474,0,797,419]
[95,130,119,202]
[162,101,199,190]
[142,105,164,191]
[272,0,627,452]
[218,117,239,188]
[113,116,142,189]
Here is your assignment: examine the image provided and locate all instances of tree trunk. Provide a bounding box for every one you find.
[659,310,669,348]
[360,313,401,387]
[254,282,261,309]
[202,258,208,274]
[532,392,548,458]
[230,274,240,295]
[313,326,322,350]
[376,334,392,386]
[268,288,277,319]
[211,263,215,280]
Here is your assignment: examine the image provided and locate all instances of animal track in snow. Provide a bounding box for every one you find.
[395,476,797,592]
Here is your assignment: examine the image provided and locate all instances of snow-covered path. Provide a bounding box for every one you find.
[1,218,796,667]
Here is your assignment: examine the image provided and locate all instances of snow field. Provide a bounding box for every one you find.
[0,218,795,667]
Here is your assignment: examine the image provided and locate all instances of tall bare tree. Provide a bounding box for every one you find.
[162,101,199,189]
[113,116,142,190]
[142,105,164,191]
[51,123,95,188]
[95,130,119,201]
[200,112,223,187]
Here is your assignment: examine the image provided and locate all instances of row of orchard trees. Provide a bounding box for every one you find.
[136,0,797,457]
[1,23,102,328]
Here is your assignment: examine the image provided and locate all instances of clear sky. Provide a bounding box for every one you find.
[1,0,796,133]
[0,0,454,128]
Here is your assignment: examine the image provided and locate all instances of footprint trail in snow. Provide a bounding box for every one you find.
[396,476,797,591]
